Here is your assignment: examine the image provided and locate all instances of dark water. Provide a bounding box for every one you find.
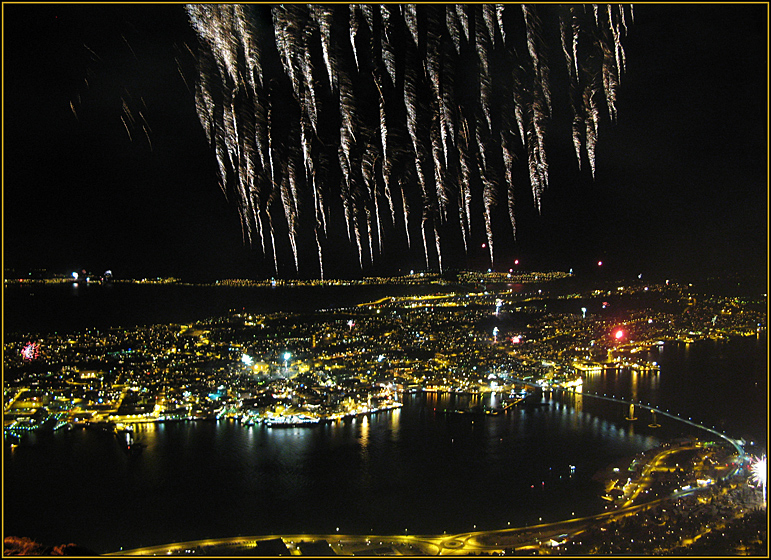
[3,282,461,336]
[5,393,662,553]
[3,285,767,553]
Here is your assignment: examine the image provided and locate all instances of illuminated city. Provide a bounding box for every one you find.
[4,269,767,554]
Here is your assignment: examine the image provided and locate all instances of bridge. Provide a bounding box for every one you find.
[501,377,745,458]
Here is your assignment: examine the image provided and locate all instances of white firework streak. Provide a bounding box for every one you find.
[475,120,488,175]
[400,181,411,249]
[527,127,542,213]
[607,4,624,81]
[301,40,318,135]
[482,176,495,267]
[602,46,618,122]
[458,127,472,253]
[496,4,507,45]
[532,94,550,209]
[425,13,446,167]
[560,13,574,78]
[285,161,300,272]
[252,93,269,175]
[421,219,430,270]
[475,12,493,133]
[365,205,374,265]
[362,145,383,254]
[431,118,448,222]
[360,3,374,35]
[402,4,419,48]
[315,226,324,280]
[446,4,462,55]
[375,77,395,225]
[561,11,583,170]
[380,5,397,87]
[501,130,517,240]
[187,5,238,88]
[234,4,262,89]
[456,4,470,42]
[584,84,599,179]
[266,201,279,274]
[349,4,360,72]
[483,4,497,47]
[352,203,364,269]
[522,4,552,114]
[434,223,443,274]
[441,73,456,165]
[311,5,337,91]
[572,7,580,77]
[338,144,354,243]
[272,7,298,97]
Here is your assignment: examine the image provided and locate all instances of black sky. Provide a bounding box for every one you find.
[2,3,768,281]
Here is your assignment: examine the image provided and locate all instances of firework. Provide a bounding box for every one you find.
[21,342,40,361]
[186,4,631,275]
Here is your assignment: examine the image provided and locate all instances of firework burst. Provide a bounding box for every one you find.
[21,342,40,361]
[186,4,631,275]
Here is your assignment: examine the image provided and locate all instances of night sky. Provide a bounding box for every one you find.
[3,3,767,281]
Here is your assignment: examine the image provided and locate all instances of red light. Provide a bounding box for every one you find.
[598,261,603,266]
[615,329,624,340]
[514,259,519,265]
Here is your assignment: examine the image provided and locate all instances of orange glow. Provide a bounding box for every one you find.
[615,329,624,339]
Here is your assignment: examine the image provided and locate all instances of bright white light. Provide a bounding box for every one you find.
[750,455,767,501]
[72,272,79,280]
[283,352,291,362]
[241,354,253,366]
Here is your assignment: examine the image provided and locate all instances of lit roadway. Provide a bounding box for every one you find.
[112,443,737,556]
[109,493,704,556]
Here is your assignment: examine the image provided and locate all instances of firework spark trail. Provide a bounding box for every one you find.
[456,4,470,43]
[431,117,448,221]
[380,5,397,87]
[496,4,507,44]
[458,115,473,253]
[311,5,336,91]
[501,130,517,240]
[475,10,493,133]
[400,181,411,249]
[315,226,324,279]
[402,4,419,48]
[483,4,497,47]
[349,4,360,72]
[446,5,462,56]
[433,224,443,274]
[185,4,632,275]
[522,4,552,114]
[584,82,600,179]
[362,144,383,253]
[374,75,395,226]
[403,49,432,265]
[476,117,496,266]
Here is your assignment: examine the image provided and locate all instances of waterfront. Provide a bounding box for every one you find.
[3,281,767,553]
